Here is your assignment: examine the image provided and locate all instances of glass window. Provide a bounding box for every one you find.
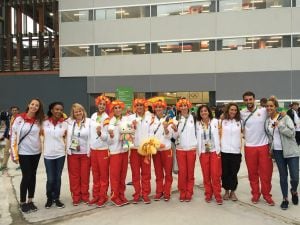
[95,43,149,56]
[219,0,243,12]
[106,8,118,20]
[218,35,291,51]
[266,0,291,8]
[157,3,182,17]
[183,1,216,14]
[95,9,105,20]
[182,40,215,52]
[120,6,150,19]
[242,0,267,10]
[61,10,90,22]
[296,0,300,6]
[61,46,94,57]
[155,41,182,53]
[293,35,300,47]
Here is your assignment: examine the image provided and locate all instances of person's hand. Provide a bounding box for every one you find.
[96,126,101,136]
[0,136,4,141]
[171,124,178,132]
[108,129,114,138]
[12,159,19,164]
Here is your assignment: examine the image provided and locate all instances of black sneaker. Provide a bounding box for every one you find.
[291,189,299,205]
[45,199,53,209]
[20,203,30,213]
[280,200,289,210]
[54,199,65,209]
[27,202,38,212]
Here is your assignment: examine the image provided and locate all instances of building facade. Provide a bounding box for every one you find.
[59,0,300,105]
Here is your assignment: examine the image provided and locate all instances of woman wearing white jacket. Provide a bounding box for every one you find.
[66,103,91,206]
[196,105,222,205]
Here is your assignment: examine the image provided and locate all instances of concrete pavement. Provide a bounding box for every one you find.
[1,145,300,225]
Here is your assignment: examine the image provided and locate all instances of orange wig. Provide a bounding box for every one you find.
[176,98,192,110]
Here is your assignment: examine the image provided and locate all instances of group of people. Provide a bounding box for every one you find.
[2,90,300,214]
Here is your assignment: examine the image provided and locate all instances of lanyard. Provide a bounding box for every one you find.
[154,116,164,135]
[180,116,188,133]
[243,106,258,127]
[201,121,212,140]
[72,121,83,138]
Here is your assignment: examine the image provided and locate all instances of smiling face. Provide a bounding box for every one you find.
[243,95,255,110]
[228,105,238,119]
[266,100,277,117]
[97,100,106,113]
[154,105,164,117]
[135,103,145,115]
[200,106,209,120]
[73,107,84,121]
[180,104,189,116]
[51,104,63,120]
[28,100,40,115]
[113,105,122,117]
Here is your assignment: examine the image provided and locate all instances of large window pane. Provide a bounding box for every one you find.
[120,6,150,19]
[155,41,182,53]
[157,3,182,17]
[183,1,216,14]
[242,0,267,10]
[95,43,149,56]
[266,0,291,8]
[293,35,300,47]
[61,46,94,57]
[95,9,105,20]
[182,40,215,52]
[61,10,91,22]
[219,0,243,12]
[218,35,291,51]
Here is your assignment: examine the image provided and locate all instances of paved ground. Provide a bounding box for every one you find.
[1,136,300,225]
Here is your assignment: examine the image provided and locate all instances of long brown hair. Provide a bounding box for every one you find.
[223,102,241,121]
[26,98,45,125]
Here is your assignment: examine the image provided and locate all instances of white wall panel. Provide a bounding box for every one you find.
[215,48,292,73]
[94,55,151,76]
[60,22,94,45]
[151,52,215,74]
[94,19,151,43]
[60,58,94,77]
[216,8,292,37]
[59,0,94,10]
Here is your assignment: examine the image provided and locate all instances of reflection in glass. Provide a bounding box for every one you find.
[183,1,215,14]
[157,3,182,16]
[218,35,291,50]
[95,43,149,56]
[266,0,291,8]
[293,35,300,47]
[61,10,90,22]
[95,9,105,20]
[182,40,215,52]
[61,46,94,57]
[96,6,150,20]
[156,42,182,53]
[219,0,243,11]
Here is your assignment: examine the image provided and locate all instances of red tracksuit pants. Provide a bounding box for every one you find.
[90,149,110,200]
[110,152,128,200]
[176,149,196,198]
[199,152,222,201]
[130,149,151,198]
[67,154,91,202]
[152,149,173,197]
[244,145,273,200]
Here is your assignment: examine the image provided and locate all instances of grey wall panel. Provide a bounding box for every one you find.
[94,55,151,76]
[87,73,215,93]
[60,58,94,77]
[292,48,300,70]
[94,19,151,43]
[215,71,293,101]
[60,22,94,45]
[0,75,88,115]
[291,70,300,99]
[93,0,150,8]
[292,8,300,33]
[215,48,292,73]
[216,8,292,37]
[59,0,94,10]
[151,52,215,74]
[151,14,216,41]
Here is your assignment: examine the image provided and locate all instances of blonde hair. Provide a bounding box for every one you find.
[70,103,87,120]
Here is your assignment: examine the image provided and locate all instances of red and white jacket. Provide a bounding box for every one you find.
[10,113,41,161]
[90,112,109,150]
